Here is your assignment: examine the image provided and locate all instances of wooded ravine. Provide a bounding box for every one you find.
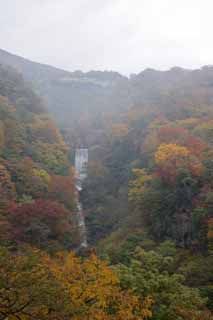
[0,49,212,320]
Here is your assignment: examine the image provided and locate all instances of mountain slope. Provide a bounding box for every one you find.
[0,49,129,129]
[0,64,78,250]
[0,49,70,82]
[1,49,213,145]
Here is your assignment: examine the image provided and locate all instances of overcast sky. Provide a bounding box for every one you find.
[1,0,213,75]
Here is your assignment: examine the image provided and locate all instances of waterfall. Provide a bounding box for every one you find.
[75,148,88,248]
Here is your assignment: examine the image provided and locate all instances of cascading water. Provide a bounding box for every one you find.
[75,148,88,248]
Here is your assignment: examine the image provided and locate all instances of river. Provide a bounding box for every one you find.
[75,148,88,248]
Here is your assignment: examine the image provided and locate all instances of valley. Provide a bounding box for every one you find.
[0,49,212,320]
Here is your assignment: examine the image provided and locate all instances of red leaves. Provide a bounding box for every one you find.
[5,200,74,247]
[8,199,69,219]
[157,126,207,158]
[155,143,203,184]
[49,171,75,210]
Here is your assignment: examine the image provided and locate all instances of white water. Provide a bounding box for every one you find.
[75,148,88,248]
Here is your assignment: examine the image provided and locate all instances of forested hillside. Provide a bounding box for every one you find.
[0,64,78,250]
[81,67,213,319]
[0,64,154,320]
[0,49,130,131]
[1,49,213,147]
[0,51,212,319]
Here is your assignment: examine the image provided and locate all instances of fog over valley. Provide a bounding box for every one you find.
[0,2,212,320]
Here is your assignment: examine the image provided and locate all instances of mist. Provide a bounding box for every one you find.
[1,0,213,74]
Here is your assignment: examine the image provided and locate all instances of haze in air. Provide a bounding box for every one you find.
[1,0,213,74]
[0,1,212,320]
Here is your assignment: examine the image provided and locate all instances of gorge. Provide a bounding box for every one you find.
[0,50,212,319]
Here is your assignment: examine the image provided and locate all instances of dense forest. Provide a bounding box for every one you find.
[0,50,212,320]
[80,66,213,319]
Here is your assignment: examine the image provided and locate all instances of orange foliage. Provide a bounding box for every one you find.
[155,143,203,183]
[158,126,206,157]
[49,252,153,320]
[144,125,206,158]
[29,115,65,144]
[49,168,75,210]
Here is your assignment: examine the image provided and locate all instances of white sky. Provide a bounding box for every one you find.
[1,0,213,75]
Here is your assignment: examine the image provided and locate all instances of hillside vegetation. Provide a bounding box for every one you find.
[0,64,79,250]
[0,52,212,319]
[0,64,155,320]
[81,67,213,319]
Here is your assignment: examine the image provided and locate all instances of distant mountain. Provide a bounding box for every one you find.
[0,49,129,128]
[0,49,70,82]
[1,48,213,137]
[0,49,126,84]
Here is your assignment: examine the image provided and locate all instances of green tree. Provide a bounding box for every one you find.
[117,247,207,320]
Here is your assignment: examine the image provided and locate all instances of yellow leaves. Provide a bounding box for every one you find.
[129,169,152,202]
[81,254,118,308]
[29,114,66,145]
[155,143,190,164]
[155,143,203,183]
[32,141,69,173]
[131,168,151,181]
[32,168,51,184]
[0,247,61,320]
[0,246,153,320]
[49,252,152,320]
[175,117,200,130]
[52,252,117,307]
[112,292,153,320]
[189,159,204,177]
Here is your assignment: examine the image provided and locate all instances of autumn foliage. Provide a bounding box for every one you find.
[155,143,203,183]
[4,200,74,248]
[0,247,153,320]
[0,54,212,320]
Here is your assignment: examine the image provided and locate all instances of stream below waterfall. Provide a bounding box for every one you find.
[75,148,88,248]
